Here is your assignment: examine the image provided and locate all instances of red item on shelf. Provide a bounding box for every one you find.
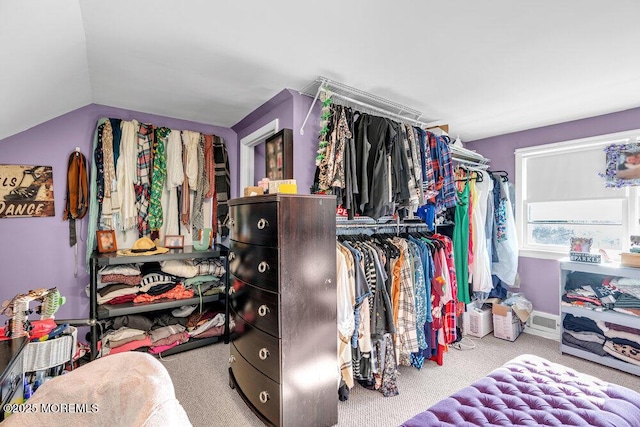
[28,318,57,340]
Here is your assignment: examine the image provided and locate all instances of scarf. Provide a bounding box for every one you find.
[148,127,169,231]
[117,120,138,231]
[63,150,89,243]
[86,118,107,272]
[135,122,153,237]
[204,134,215,198]
[180,130,199,228]
[213,136,230,237]
[63,149,88,278]
[164,130,183,236]
[100,120,117,228]
[192,134,208,235]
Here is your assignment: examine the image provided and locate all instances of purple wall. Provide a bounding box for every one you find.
[0,104,236,321]
[231,89,322,196]
[232,89,294,195]
[292,91,322,194]
[466,106,640,315]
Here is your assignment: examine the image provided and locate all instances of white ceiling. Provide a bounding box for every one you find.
[3,0,640,142]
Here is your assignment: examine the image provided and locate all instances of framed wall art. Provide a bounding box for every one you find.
[265,129,293,181]
[602,143,640,187]
[0,164,55,218]
[96,230,117,253]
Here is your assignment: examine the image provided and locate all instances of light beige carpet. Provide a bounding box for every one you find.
[160,333,640,427]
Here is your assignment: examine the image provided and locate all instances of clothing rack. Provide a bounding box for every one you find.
[299,76,437,135]
[336,217,431,236]
[299,76,492,171]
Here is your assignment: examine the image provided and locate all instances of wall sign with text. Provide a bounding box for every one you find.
[0,165,55,218]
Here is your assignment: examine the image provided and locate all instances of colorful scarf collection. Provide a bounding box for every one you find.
[89,118,229,250]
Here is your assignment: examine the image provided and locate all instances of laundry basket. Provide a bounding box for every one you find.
[23,326,77,372]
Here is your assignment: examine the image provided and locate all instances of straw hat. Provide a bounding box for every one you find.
[117,237,169,256]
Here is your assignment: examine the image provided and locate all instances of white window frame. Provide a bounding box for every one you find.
[516,129,640,260]
[239,119,279,195]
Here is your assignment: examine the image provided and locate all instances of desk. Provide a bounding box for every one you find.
[0,337,27,420]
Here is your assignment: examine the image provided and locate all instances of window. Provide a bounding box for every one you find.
[515,129,640,259]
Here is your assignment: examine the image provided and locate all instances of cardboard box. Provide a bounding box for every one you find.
[621,252,640,267]
[492,307,523,341]
[488,297,532,342]
[462,304,493,338]
[243,186,264,197]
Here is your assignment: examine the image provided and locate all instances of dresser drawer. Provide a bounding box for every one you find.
[229,240,279,292]
[229,276,279,338]
[231,308,280,383]
[0,351,23,407]
[229,202,278,246]
[230,343,280,426]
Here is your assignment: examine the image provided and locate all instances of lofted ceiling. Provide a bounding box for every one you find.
[2,1,640,143]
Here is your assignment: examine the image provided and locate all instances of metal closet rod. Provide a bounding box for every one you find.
[328,92,426,126]
[299,77,435,135]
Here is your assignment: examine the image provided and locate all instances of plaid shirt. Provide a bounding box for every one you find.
[427,131,457,211]
[417,128,437,200]
[392,238,419,364]
[437,135,457,211]
[436,234,459,344]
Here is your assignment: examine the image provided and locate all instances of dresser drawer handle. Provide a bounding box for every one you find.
[228,251,236,261]
[257,218,269,230]
[259,391,270,404]
[228,218,235,227]
[257,261,269,273]
[229,355,236,364]
[257,304,270,317]
[258,348,270,360]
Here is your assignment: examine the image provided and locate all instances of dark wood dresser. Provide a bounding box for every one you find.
[228,194,337,427]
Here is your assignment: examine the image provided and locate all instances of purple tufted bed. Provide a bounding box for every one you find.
[401,354,640,426]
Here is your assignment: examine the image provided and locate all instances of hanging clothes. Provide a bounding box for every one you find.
[135,122,154,237]
[180,130,199,229]
[63,149,88,278]
[469,170,494,295]
[148,127,169,234]
[117,120,139,231]
[336,228,459,399]
[63,150,88,245]
[213,136,230,238]
[453,179,470,304]
[192,134,209,235]
[492,179,518,286]
[336,243,355,389]
[163,129,184,237]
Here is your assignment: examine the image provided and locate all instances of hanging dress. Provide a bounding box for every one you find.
[453,180,470,304]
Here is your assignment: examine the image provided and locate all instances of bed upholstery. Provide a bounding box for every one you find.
[2,352,191,427]
[401,354,640,426]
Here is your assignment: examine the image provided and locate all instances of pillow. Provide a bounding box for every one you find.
[98,264,141,276]
[160,259,198,278]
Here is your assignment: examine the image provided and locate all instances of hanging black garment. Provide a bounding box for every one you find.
[63,150,89,246]
[213,136,231,238]
[363,116,392,219]
[343,108,359,219]
[354,113,371,214]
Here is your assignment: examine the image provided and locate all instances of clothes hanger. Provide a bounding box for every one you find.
[488,170,509,182]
